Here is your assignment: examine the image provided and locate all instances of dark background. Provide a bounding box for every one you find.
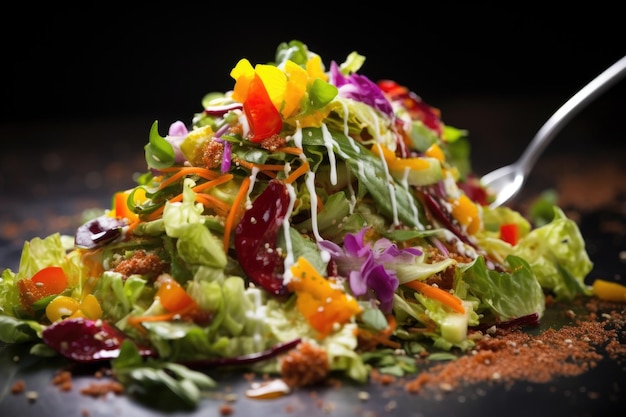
[1,6,625,195]
[4,6,625,130]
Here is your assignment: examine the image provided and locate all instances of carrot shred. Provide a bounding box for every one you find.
[233,158,284,172]
[403,280,465,314]
[223,176,251,252]
[126,218,141,236]
[145,174,234,221]
[233,158,282,178]
[285,160,310,184]
[195,193,230,217]
[127,303,197,333]
[354,315,401,349]
[273,146,303,155]
[158,167,219,189]
[192,174,234,193]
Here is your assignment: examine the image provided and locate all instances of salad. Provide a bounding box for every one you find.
[0,40,594,407]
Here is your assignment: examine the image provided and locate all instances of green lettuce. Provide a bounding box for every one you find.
[513,206,593,300]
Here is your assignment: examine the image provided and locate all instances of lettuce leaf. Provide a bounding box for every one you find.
[513,206,593,300]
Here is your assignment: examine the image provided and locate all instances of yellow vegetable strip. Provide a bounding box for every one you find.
[592,279,626,302]
[288,256,362,337]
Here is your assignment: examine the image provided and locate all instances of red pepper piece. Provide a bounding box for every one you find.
[499,223,519,245]
[243,74,283,143]
[234,180,291,296]
[378,79,443,136]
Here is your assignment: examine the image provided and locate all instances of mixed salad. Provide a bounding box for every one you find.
[0,40,595,407]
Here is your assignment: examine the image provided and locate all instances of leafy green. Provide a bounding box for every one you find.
[300,126,427,229]
[513,206,593,299]
[145,120,175,170]
[462,255,546,320]
[112,340,216,409]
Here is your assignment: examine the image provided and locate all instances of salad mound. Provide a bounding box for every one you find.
[0,40,593,406]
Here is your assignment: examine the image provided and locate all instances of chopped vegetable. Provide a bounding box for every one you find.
[592,279,626,302]
[288,256,362,336]
[499,223,519,245]
[402,279,465,314]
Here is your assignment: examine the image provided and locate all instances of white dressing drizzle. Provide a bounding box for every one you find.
[320,123,338,186]
[399,167,421,228]
[305,170,323,242]
[235,109,250,138]
[281,182,297,285]
[292,122,303,149]
[338,99,360,152]
[246,166,260,209]
[372,142,399,227]
[366,107,400,227]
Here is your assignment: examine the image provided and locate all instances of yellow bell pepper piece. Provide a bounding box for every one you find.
[424,143,445,162]
[449,194,482,235]
[45,294,103,322]
[75,294,103,319]
[592,279,626,302]
[288,257,362,337]
[46,296,80,322]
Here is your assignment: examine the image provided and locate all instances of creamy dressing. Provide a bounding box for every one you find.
[305,171,323,242]
[338,98,360,152]
[372,143,400,227]
[398,167,422,229]
[281,182,298,285]
[235,109,250,137]
[291,122,303,149]
[320,123,338,186]
[246,166,260,209]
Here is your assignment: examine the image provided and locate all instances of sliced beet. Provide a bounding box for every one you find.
[234,180,291,296]
[42,317,156,362]
[75,215,126,249]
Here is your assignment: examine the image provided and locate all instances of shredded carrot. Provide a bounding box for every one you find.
[192,174,234,193]
[145,174,234,221]
[223,176,251,252]
[195,193,230,217]
[127,304,197,333]
[356,328,402,349]
[273,146,303,155]
[285,160,310,184]
[233,158,284,172]
[355,313,401,349]
[158,167,220,189]
[403,280,465,314]
[233,157,281,178]
[126,218,141,236]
